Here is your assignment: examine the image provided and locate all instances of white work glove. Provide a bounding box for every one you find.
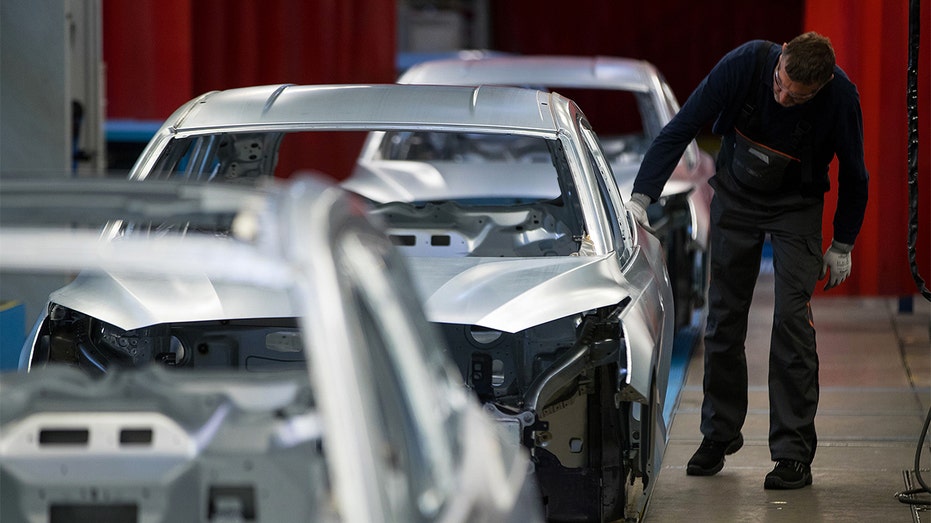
[820,240,853,290]
[627,193,653,232]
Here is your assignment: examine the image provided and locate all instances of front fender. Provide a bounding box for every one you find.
[620,226,675,496]
[618,229,674,406]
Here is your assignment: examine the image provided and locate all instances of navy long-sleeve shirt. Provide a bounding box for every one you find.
[632,40,869,245]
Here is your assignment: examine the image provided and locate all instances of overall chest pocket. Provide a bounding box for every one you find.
[731,129,799,192]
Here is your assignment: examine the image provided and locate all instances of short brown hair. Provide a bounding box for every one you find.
[783,32,835,85]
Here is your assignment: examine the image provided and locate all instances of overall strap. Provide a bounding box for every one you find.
[737,40,775,132]
[791,120,814,185]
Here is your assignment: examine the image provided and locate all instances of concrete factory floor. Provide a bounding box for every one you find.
[644,270,931,523]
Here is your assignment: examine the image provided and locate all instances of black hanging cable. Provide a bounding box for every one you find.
[906,0,930,301]
[896,404,931,505]
[895,0,931,509]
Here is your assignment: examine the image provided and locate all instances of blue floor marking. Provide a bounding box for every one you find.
[664,320,701,427]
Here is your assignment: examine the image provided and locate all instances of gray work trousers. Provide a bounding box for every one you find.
[701,176,824,464]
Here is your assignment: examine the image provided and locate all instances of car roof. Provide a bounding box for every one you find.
[165,83,562,135]
[398,56,661,93]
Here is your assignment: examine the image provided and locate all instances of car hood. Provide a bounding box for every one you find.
[405,254,632,333]
[346,160,560,203]
[49,271,295,331]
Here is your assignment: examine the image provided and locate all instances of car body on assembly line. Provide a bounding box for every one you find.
[119,83,676,522]
[0,176,543,523]
[399,56,715,332]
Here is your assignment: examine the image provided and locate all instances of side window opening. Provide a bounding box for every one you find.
[149,133,284,184]
[578,119,634,262]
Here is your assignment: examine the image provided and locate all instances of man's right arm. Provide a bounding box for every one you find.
[632,41,760,202]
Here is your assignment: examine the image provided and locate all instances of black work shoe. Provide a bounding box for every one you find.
[686,433,744,476]
[764,460,813,489]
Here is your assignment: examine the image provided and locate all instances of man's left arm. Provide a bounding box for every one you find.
[822,82,869,290]
[831,86,869,246]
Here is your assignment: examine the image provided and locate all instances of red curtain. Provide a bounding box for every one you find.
[103,0,193,119]
[189,1,396,92]
[104,0,397,178]
[805,0,931,296]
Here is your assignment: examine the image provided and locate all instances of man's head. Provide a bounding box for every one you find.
[773,32,835,106]
[784,32,836,85]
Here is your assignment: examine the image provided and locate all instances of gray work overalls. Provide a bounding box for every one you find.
[701,42,826,465]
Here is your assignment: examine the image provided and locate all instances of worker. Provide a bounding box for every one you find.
[626,32,869,489]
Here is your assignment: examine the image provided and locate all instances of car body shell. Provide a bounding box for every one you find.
[397,56,715,330]
[119,83,675,521]
[0,176,543,523]
[127,84,672,403]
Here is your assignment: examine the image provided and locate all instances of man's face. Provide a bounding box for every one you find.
[772,55,822,108]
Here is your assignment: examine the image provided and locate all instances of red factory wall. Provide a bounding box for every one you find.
[104,1,930,297]
[804,0,931,297]
[103,0,397,178]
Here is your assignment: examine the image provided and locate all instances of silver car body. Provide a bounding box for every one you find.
[1,177,543,523]
[127,84,670,398]
[121,83,674,521]
[398,56,715,330]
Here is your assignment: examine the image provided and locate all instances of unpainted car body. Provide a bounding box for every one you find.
[0,176,543,523]
[120,83,675,522]
[398,56,715,331]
